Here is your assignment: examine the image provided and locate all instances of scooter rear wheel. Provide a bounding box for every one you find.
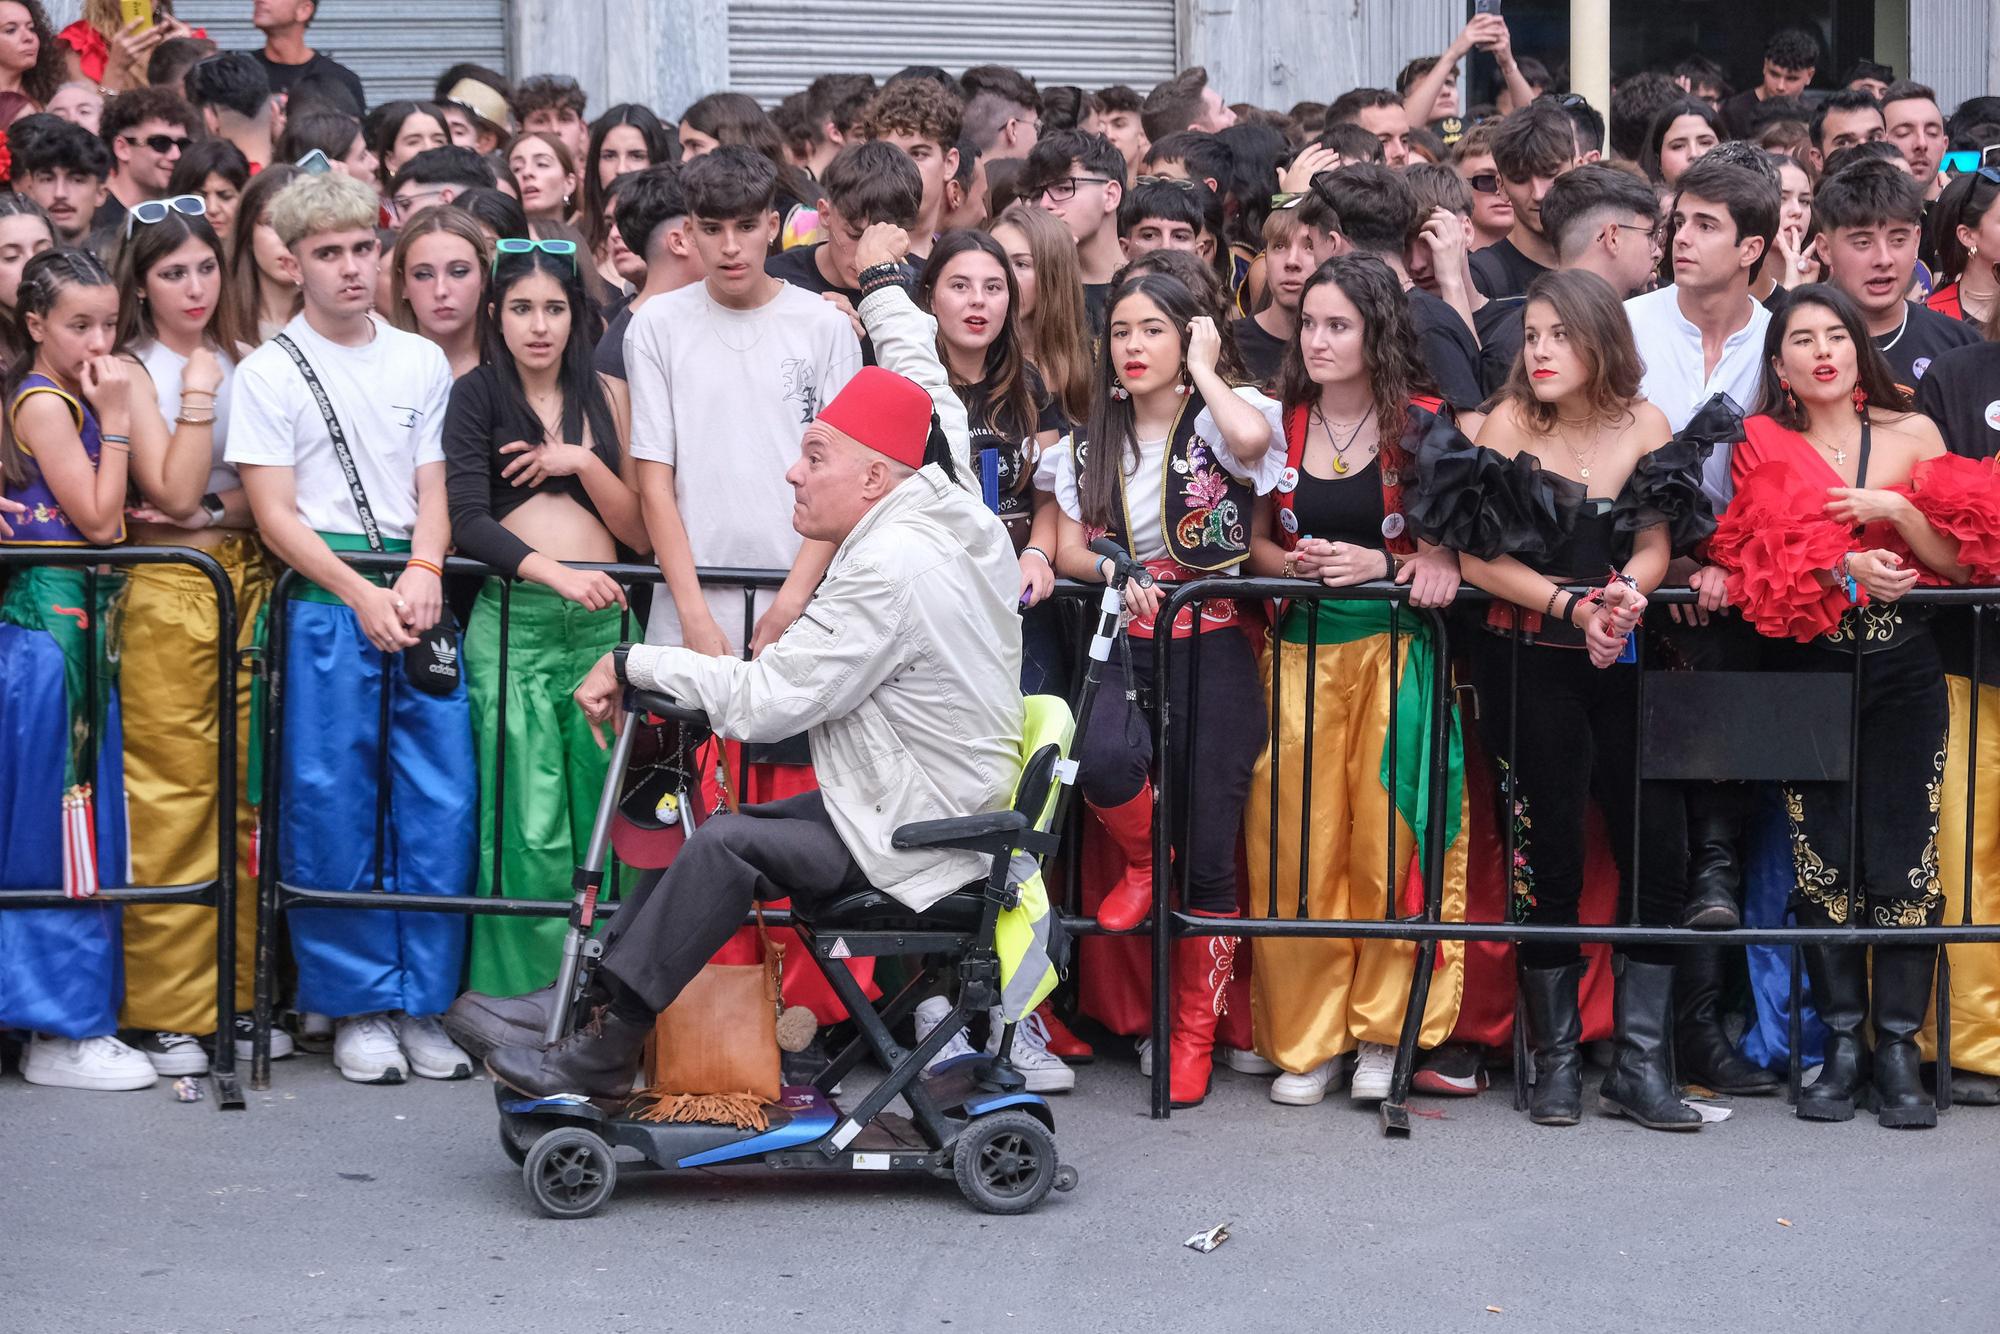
[953,1111,1058,1215]
[523,1126,618,1219]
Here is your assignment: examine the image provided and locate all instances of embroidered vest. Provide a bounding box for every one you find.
[1,374,115,546]
[1078,384,1255,575]
[1272,395,1438,555]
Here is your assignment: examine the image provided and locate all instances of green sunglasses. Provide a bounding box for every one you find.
[492,236,579,273]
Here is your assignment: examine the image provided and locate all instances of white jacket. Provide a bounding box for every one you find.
[627,465,1025,910]
[859,283,972,486]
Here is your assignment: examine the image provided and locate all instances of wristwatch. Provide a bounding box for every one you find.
[611,642,632,686]
[199,492,226,526]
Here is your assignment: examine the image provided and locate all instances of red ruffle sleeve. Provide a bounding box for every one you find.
[1894,454,2000,585]
[56,21,106,84]
[1710,459,1858,642]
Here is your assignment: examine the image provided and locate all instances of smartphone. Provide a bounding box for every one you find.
[295,148,332,176]
[1474,0,1502,13]
[119,0,152,31]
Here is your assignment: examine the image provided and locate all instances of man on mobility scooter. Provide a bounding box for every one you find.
[459,365,1030,1102]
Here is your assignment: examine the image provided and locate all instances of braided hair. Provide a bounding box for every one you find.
[0,246,114,487]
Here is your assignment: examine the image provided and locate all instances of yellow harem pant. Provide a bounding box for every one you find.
[118,533,268,1033]
[1244,631,1467,1073]
[1921,675,2000,1074]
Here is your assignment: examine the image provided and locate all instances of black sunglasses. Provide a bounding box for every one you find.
[125,133,193,155]
[1468,173,1501,194]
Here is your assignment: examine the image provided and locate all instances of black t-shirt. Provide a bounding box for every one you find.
[1083,282,1111,341]
[1913,341,2000,685]
[1231,314,1286,386]
[1292,454,1386,550]
[1719,89,1764,140]
[765,244,920,365]
[1874,301,1981,394]
[595,305,633,381]
[1408,286,1485,413]
[1469,237,1550,302]
[961,364,1066,538]
[1473,296,1524,398]
[256,49,366,115]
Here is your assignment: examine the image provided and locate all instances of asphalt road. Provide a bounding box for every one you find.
[3,1043,1996,1334]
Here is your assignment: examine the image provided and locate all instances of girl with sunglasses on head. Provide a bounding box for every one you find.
[505,130,578,226]
[443,237,647,997]
[109,199,279,1075]
[222,163,302,350]
[1926,165,2000,328]
[276,110,378,187]
[1709,285,2000,1130]
[0,248,147,1091]
[389,205,489,380]
[1048,267,1286,1108]
[0,191,53,363]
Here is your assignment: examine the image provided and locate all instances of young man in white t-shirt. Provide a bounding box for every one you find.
[229,171,475,1087]
[626,145,863,657]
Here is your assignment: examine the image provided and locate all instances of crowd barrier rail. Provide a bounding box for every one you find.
[1148,578,2000,1132]
[0,545,244,1110]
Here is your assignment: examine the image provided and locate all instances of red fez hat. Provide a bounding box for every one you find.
[817,366,935,469]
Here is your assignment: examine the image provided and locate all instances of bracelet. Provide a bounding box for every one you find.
[1544,587,1563,617]
[407,557,444,578]
[101,432,130,445]
[1382,550,1399,581]
[176,412,216,426]
[1022,545,1051,567]
[1560,591,1581,625]
[1281,550,1298,579]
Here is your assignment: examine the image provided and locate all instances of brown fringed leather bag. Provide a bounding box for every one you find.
[633,907,784,1131]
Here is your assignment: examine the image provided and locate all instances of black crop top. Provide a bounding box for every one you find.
[443,363,620,578]
[1291,454,1386,550]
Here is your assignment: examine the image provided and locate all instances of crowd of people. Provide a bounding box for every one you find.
[2,3,2000,1140]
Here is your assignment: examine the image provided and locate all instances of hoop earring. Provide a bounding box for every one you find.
[1110,384,1130,401]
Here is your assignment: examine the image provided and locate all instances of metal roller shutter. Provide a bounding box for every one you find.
[175,1,509,107]
[728,0,1179,106]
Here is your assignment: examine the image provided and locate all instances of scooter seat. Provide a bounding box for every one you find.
[796,884,987,934]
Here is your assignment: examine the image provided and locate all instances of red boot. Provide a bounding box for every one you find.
[1169,914,1239,1108]
[1036,1002,1094,1063]
[1089,786,1156,932]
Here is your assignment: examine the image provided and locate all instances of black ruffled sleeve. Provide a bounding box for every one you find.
[1610,393,1740,557]
[1406,412,1583,561]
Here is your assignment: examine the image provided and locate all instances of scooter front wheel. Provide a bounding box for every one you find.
[523,1126,618,1219]
[953,1111,1058,1215]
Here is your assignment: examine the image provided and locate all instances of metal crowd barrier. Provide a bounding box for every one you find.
[1149,577,2000,1131]
[248,553,793,1086]
[0,546,244,1110]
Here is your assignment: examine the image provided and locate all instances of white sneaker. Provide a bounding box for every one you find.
[126,1030,209,1077]
[987,1008,1076,1093]
[333,1014,409,1084]
[392,1013,473,1080]
[24,1034,158,1091]
[913,997,976,1073]
[230,1013,295,1061]
[1350,1041,1396,1102]
[1137,1036,1153,1076]
[1220,1044,1279,1075]
[1269,1058,1341,1106]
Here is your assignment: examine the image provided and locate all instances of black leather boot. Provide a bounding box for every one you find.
[1675,945,1781,1094]
[1797,944,1869,1122]
[1600,957,1703,1130]
[486,1006,651,1100]
[1518,960,1585,1126]
[1680,799,1743,930]
[1871,944,1940,1130]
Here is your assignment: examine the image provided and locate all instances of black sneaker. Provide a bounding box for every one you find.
[124,1029,210,1077]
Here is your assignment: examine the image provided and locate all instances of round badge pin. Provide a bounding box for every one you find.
[1381,467,1400,487]
[1985,400,2000,432]
[1277,466,1299,493]
[1280,508,1300,534]
[1380,513,1406,540]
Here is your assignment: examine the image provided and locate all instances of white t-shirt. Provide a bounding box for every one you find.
[1044,385,1286,563]
[138,337,236,495]
[226,314,451,539]
[1625,285,1770,508]
[625,280,862,649]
